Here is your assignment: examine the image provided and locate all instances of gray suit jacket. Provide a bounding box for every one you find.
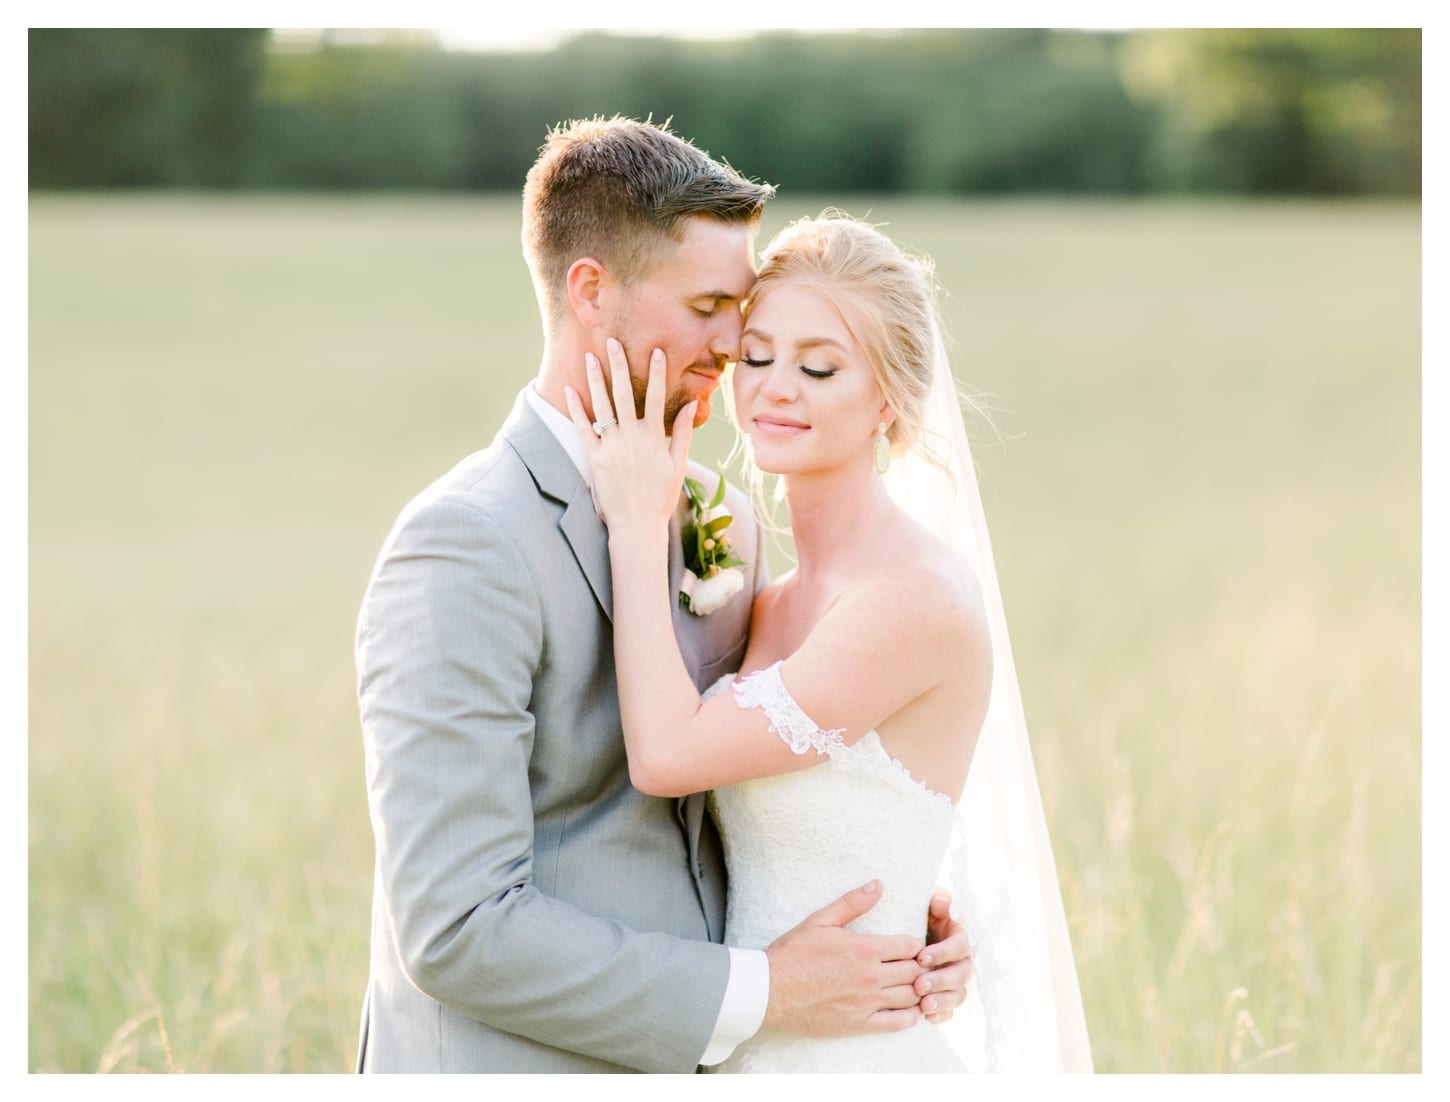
[355,389,765,1072]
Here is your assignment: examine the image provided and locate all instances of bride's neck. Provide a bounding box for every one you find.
[783,458,898,587]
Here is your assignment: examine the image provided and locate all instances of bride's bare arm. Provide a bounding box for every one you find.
[566,341,991,801]
[569,339,977,1023]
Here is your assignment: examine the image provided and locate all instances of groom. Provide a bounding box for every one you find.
[354,116,971,1073]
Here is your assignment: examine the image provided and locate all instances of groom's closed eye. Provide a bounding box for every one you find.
[691,295,740,317]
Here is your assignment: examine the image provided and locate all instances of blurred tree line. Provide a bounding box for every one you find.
[28,27,1421,194]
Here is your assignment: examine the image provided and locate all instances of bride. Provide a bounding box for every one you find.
[565,214,1092,1072]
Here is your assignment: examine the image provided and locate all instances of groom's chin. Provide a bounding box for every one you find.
[666,394,711,434]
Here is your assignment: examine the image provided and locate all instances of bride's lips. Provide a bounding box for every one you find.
[753,414,810,437]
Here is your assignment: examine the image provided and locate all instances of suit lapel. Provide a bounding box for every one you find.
[558,492,613,622]
[504,391,614,623]
[509,393,720,931]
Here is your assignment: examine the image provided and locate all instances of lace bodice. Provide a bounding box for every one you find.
[702,664,969,1072]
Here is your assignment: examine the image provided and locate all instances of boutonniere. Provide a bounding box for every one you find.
[679,471,748,616]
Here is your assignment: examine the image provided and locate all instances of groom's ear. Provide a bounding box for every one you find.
[565,257,610,328]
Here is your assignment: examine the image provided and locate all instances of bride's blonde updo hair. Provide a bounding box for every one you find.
[743,210,943,459]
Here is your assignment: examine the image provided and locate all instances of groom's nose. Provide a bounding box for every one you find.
[709,308,743,363]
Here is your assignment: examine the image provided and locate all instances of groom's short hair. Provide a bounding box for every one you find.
[522,116,774,330]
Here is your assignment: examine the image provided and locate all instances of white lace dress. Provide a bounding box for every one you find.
[703,663,970,1073]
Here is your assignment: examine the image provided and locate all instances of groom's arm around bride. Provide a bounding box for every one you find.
[352,115,969,1074]
[354,442,932,1072]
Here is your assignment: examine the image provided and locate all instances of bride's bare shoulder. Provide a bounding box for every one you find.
[848,540,990,659]
[747,568,794,631]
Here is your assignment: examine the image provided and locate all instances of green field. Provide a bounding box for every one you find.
[28,195,1421,1073]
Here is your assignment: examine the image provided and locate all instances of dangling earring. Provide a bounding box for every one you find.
[874,422,891,474]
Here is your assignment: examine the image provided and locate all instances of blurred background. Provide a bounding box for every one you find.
[28,27,1420,1072]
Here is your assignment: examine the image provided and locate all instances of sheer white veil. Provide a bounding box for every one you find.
[882,320,1094,1072]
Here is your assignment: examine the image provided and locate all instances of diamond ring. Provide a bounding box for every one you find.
[592,417,619,437]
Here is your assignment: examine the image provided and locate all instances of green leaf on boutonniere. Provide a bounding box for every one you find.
[678,468,749,614]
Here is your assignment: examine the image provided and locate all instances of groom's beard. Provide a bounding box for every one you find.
[620,357,724,433]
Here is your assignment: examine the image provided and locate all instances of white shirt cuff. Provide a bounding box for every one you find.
[698,947,769,1066]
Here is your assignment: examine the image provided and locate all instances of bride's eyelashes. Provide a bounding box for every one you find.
[739,355,838,379]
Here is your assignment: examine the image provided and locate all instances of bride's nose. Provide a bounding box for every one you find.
[758,363,797,403]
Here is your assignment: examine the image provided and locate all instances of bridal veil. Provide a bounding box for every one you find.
[883,320,1094,1072]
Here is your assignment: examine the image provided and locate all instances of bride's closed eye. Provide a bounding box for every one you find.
[740,355,837,379]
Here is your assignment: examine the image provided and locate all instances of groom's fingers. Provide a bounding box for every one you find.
[878,982,927,1011]
[916,955,973,1002]
[877,958,925,991]
[807,880,887,930]
[919,927,970,970]
[865,1007,924,1033]
[920,987,965,1021]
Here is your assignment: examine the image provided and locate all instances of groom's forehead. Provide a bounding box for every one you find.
[660,258,758,304]
[649,218,759,294]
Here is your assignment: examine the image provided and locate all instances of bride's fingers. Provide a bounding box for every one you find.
[669,400,698,477]
[562,386,598,454]
[604,337,637,424]
[584,352,613,428]
[643,347,666,431]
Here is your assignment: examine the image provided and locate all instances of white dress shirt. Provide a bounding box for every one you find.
[524,383,770,1066]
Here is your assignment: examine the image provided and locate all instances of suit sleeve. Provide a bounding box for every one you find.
[356,496,730,1072]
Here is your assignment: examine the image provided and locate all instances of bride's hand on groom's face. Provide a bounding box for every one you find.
[565,338,696,534]
[916,892,973,1023]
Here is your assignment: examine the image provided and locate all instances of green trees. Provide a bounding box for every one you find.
[29,29,269,187]
[27,28,1421,195]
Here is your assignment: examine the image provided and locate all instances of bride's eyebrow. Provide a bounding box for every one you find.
[741,327,773,342]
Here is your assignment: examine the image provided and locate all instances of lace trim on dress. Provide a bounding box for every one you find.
[731,661,847,759]
[847,734,958,811]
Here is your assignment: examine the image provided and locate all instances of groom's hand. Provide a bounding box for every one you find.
[761,880,926,1037]
[916,891,973,1024]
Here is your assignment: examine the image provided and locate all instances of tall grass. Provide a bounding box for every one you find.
[28,195,1419,1072]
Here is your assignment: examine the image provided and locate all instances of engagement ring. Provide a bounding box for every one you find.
[592,417,619,437]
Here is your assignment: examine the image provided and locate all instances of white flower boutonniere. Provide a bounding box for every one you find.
[680,472,747,617]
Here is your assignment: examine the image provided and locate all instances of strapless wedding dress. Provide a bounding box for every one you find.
[703,664,977,1073]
